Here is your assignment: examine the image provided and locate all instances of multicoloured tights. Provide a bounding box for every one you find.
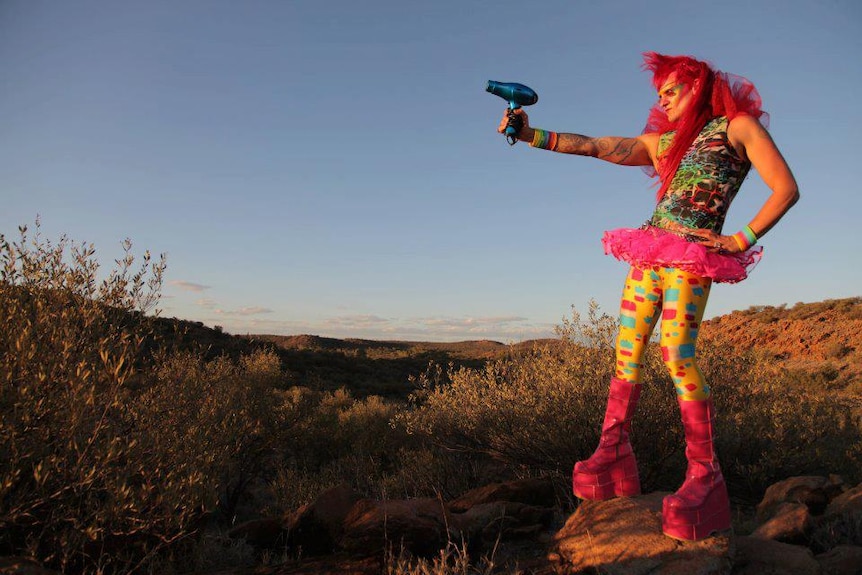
[614,266,712,401]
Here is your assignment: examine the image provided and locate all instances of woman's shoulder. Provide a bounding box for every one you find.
[727,114,771,155]
[727,113,763,133]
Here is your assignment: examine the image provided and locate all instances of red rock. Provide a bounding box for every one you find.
[283,483,362,555]
[733,536,821,575]
[826,483,862,517]
[550,492,732,574]
[756,476,840,521]
[751,502,813,543]
[448,477,556,512]
[340,497,453,558]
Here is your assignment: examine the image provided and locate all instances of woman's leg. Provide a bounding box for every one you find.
[655,269,731,540]
[657,269,712,400]
[615,266,663,382]
[573,266,662,500]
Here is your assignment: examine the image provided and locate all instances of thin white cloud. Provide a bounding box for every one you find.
[324,314,392,328]
[196,298,217,309]
[214,306,274,316]
[423,316,529,329]
[170,280,211,293]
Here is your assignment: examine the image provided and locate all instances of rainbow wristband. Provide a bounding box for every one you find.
[530,128,558,151]
[732,225,758,251]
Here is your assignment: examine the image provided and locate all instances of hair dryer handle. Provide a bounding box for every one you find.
[505,103,523,145]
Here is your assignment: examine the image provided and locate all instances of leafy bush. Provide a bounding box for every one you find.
[268,386,418,512]
[0,224,169,571]
[0,224,284,573]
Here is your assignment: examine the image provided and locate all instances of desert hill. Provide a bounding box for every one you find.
[699,297,861,389]
[253,297,860,394]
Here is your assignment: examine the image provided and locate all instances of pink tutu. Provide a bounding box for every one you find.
[602,226,763,284]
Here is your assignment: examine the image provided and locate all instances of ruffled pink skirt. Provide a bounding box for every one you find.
[602,226,762,284]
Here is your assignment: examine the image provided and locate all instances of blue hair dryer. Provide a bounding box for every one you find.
[486,80,539,145]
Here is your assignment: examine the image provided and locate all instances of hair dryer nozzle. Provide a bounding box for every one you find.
[486,80,539,107]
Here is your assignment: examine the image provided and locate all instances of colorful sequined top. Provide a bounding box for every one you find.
[650,117,751,235]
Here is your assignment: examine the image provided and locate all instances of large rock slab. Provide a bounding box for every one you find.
[549,492,732,575]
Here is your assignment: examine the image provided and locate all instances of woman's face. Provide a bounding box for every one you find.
[658,73,694,123]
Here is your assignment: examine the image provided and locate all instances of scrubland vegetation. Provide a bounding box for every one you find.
[2,224,860,573]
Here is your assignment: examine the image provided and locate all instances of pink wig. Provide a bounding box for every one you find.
[641,52,768,200]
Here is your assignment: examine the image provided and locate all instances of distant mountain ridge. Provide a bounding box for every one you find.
[158,297,860,394]
[256,298,861,370]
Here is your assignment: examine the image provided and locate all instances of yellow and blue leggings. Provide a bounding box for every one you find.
[614,266,712,401]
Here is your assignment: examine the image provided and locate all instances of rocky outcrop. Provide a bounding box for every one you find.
[224,477,559,564]
[549,492,733,574]
[224,475,862,574]
[548,475,862,575]
[6,474,861,574]
[756,475,845,521]
[340,497,454,558]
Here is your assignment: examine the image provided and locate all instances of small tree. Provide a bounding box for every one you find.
[0,221,171,571]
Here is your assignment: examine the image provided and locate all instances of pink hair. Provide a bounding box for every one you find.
[641,52,768,200]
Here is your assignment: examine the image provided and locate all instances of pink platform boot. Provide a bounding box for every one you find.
[573,377,642,500]
[662,397,732,541]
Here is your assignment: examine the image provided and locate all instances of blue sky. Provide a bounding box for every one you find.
[3,0,860,342]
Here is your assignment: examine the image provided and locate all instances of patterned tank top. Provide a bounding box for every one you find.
[650,116,751,234]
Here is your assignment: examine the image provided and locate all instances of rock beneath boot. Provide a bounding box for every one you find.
[757,476,844,522]
[448,477,556,512]
[751,502,813,544]
[815,545,862,575]
[732,536,821,575]
[549,492,732,575]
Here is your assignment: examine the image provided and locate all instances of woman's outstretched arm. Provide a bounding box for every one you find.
[499,108,658,167]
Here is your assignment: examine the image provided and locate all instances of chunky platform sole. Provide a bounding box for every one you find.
[573,452,641,500]
[661,480,731,540]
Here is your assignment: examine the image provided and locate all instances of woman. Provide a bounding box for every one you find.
[498,52,799,541]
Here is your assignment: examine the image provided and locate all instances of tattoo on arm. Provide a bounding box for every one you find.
[556,134,644,165]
